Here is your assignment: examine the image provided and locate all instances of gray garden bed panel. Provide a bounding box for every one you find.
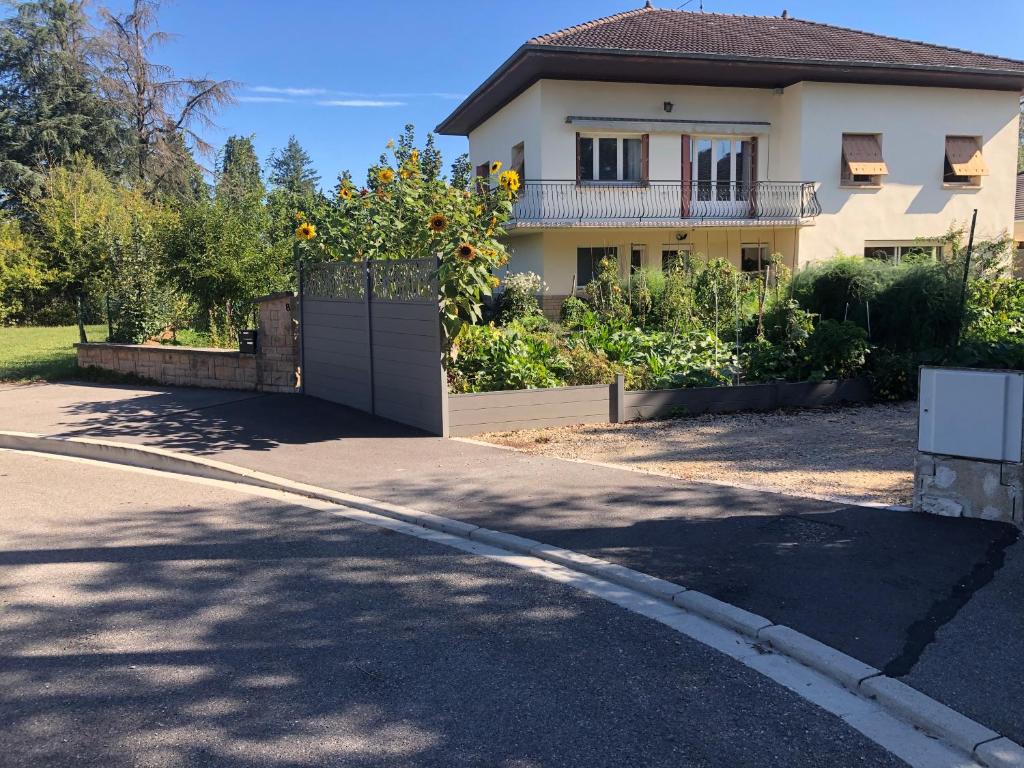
[448,385,611,437]
[623,379,872,421]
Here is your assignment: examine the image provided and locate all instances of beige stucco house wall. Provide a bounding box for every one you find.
[468,77,1019,289]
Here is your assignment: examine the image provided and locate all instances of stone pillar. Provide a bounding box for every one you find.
[255,292,299,393]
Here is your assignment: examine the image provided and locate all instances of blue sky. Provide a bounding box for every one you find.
[108,0,1023,187]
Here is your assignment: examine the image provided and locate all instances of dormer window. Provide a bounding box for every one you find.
[841,133,887,186]
[577,134,648,183]
[944,136,987,186]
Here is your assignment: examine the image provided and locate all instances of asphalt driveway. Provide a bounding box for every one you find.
[1,381,1020,745]
[0,451,908,767]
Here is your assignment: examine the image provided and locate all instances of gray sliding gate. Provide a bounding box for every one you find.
[300,257,448,435]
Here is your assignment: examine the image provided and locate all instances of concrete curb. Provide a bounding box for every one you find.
[1,429,1017,768]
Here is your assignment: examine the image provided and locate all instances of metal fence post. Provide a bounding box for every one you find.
[611,373,625,423]
[297,261,306,394]
[365,257,375,416]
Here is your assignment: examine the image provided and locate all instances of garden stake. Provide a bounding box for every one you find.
[952,208,978,350]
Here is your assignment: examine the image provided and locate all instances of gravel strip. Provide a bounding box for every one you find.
[481,401,917,506]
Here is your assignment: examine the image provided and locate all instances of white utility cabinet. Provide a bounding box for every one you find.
[918,367,1024,463]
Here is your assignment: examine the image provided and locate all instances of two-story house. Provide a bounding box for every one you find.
[437,3,1024,312]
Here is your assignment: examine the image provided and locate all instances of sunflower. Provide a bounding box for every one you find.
[338,187,353,200]
[489,160,502,174]
[295,222,317,241]
[498,169,520,192]
[456,242,477,261]
[474,204,484,216]
[294,211,305,221]
[378,167,395,184]
[487,275,501,289]
[399,169,411,180]
[427,213,448,232]
[410,149,420,163]
[498,253,509,267]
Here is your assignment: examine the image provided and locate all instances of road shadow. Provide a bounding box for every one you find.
[340,471,1017,674]
[56,392,423,455]
[0,492,905,767]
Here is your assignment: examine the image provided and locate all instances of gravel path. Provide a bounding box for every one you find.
[482,401,917,506]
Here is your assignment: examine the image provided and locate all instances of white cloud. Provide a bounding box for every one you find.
[237,95,292,103]
[317,99,405,108]
[250,86,328,96]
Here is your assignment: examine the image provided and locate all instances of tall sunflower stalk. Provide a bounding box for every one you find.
[303,139,519,351]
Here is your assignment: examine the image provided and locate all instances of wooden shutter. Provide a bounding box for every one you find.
[575,132,582,185]
[842,134,888,176]
[641,134,650,184]
[748,136,759,217]
[680,134,692,217]
[946,136,988,176]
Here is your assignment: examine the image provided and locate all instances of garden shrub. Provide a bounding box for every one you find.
[585,256,630,322]
[559,295,590,329]
[868,349,919,401]
[624,268,655,326]
[800,320,869,380]
[560,344,620,386]
[498,271,545,324]
[963,278,1024,344]
[449,323,565,393]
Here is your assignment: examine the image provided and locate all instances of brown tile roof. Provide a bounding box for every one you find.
[1016,172,1024,221]
[529,6,1024,74]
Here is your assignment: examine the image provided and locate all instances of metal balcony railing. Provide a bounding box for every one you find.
[510,180,821,224]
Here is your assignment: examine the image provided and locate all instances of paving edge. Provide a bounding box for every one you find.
[1,429,1017,768]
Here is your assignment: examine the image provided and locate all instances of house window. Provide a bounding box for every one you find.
[576,246,618,286]
[944,136,987,185]
[474,162,490,191]
[864,243,942,264]
[662,248,691,272]
[692,137,753,201]
[740,244,769,272]
[511,141,525,180]
[629,245,645,274]
[579,136,644,183]
[841,134,887,186]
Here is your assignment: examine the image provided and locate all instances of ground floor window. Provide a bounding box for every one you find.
[661,247,691,271]
[577,246,618,285]
[864,243,942,264]
[740,244,769,272]
[629,245,644,274]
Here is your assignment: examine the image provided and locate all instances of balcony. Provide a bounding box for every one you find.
[509,180,821,228]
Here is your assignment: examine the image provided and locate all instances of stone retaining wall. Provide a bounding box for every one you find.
[76,293,299,393]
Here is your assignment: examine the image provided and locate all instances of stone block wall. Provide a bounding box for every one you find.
[915,453,1023,529]
[76,293,299,393]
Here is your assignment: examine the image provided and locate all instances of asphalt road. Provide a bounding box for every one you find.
[0,450,908,768]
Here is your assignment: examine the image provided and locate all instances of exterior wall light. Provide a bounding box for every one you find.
[664,101,674,113]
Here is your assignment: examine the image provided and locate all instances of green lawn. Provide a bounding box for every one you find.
[0,324,107,382]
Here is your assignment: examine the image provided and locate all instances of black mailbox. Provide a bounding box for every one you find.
[238,329,258,354]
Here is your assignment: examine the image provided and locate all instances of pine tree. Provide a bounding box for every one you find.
[267,136,320,196]
[0,0,122,205]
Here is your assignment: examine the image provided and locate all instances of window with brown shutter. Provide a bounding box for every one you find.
[841,133,887,186]
[511,141,525,180]
[944,136,987,185]
[475,162,490,192]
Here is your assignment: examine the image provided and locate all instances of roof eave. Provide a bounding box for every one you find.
[437,45,1024,136]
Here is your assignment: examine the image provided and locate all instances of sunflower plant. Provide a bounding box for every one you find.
[301,139,518,350]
